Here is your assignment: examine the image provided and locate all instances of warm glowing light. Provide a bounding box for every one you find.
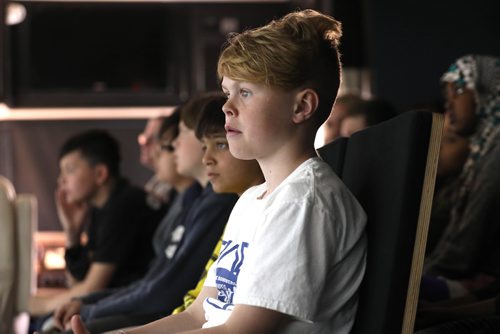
[5,3,27,26]
[43,247,66,270]
[0,104,10,119]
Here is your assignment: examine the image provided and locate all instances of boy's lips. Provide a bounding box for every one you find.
[225,124,241,136]
[207,172,219,180]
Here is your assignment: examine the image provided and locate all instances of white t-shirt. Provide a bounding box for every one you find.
[203,157,367,333]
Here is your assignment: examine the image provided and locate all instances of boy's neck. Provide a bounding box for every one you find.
[91,178,117,208]
[259,146,316,197]
[237,175,265,196]
[195,175,209,188]
[192,166,209,188]
[174,177,196,193]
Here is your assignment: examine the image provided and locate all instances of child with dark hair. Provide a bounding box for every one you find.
[30,130,162,317]
[172,94,264,315]
[47,95,238,334]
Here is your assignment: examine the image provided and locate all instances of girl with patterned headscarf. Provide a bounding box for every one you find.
[423,55,500,300]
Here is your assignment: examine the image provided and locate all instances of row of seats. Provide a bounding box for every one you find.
[0,109,443,334]
[318,110,443,334]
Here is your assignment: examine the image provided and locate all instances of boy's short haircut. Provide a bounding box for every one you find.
[159,108,181,140]
[59,129,121,177]
[195,95,227,140]
[217,9,342,127]
[180,92,226,130]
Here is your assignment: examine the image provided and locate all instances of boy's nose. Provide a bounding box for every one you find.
[222,100,236,117]
[202,152,214,166]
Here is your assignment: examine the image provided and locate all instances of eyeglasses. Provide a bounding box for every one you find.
[160,143,175,153]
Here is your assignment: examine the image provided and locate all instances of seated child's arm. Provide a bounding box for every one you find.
[129,298,291,334]
[214,304,291,334]
[126,286,217,334]
[64,262,117,299]
[29,262,116,316]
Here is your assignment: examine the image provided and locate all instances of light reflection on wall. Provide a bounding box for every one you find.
[0,103,175,121]
[43,247,66,270]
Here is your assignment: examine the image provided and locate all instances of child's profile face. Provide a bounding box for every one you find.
[156,129,180,184]
[58,150,99,204]
[172,121,205,180]
[201,133,262,195]
[323,102,348,143]
[221,77,298,161]
[437,116,470,178]
[339,115,368,138]
[444,82,477,136]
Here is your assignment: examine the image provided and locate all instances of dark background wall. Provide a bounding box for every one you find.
[1,0,499,230]
[0,120,151,230]
[352,0,500,111]
[1,0,499,109]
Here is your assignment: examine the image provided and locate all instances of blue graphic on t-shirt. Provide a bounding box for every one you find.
[213,240,249,307]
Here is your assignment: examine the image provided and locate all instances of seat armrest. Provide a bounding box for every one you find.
[15,194,38,312]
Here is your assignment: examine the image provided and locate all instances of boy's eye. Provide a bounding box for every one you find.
[160,143,175,152]
[240,89,251,98]
[201,145,207,152]
[216,142,228,150]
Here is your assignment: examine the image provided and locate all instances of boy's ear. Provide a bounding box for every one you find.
[292,89,318,124]
[94,164,110,185]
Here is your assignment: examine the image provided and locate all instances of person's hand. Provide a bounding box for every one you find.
[71,315,90,334]
[55,187,88,247]
[54,299,83,331]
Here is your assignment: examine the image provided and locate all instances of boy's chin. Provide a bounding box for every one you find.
[211,182,233,195]
[228,148,254,161]
[211,183,223,193]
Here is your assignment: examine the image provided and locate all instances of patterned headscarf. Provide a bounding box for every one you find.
[441,54,500,223]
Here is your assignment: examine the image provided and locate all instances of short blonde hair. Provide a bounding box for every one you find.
[217,9,342,125]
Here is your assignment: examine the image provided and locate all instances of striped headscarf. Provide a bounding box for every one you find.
[441,54,500,224]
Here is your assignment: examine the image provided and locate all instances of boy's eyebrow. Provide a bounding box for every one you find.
[221,80,238,91]
[204,133,227,140]
[213,135,227,139]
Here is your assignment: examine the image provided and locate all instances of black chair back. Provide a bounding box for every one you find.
[318,110,443,334]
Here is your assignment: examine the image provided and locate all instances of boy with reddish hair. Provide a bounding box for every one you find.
[71,9,366,334]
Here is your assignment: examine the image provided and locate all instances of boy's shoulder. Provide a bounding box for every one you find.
[190,184,239,212]
[237,158,352,212]
[275,157,345,199]
[108,178,148,208]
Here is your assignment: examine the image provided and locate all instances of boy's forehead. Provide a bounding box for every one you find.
[221,77,245,88]
[60,150,85,166]
[221,77,266,91]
